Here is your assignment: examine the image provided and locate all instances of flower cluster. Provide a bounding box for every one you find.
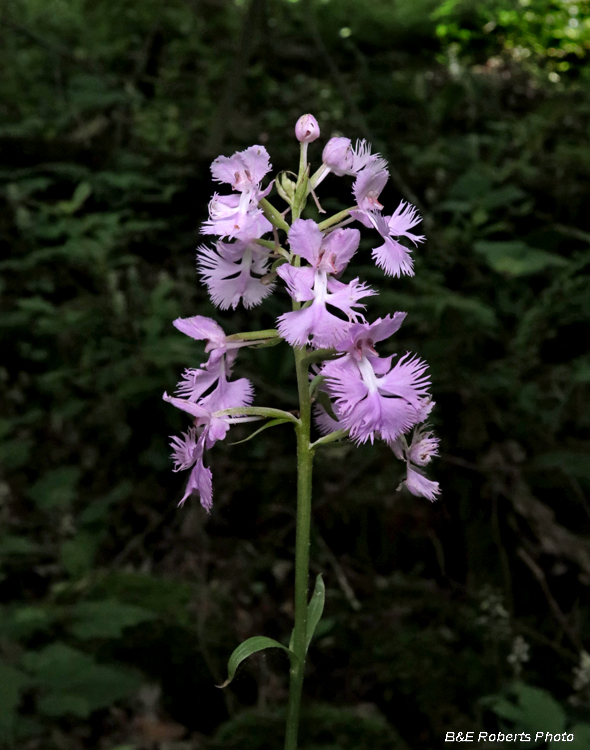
[164,114,439,509]
[163,316,260,510]
[199,146,275,310]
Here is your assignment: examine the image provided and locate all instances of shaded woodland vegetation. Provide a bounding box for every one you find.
[1,0,590,748]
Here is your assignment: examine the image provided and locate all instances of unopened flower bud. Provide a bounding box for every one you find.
[322,137,354,176]
[295,114,320,143]
[275,171,296,204]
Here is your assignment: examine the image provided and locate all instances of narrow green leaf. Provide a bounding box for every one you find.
[311,430,349,449]
[305,575,325,650]
[225,329,279,342]
[314,390,338,422]
[309,374,325,396]
[215,406,299,424]
[216,636,295,689]
[288,575,326,654]
[229,418,291,446]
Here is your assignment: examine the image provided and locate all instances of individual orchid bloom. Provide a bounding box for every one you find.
[169,427,213,510]
[390,425,440,501]
[207,146,272,238]
[276,219,374,348]
[405,466,440,501]
[201,191,273,241]
[315,137,386,189]
[320,315,431,444]
[321,137,354,177]
[351,200,424,277]
[164,396,226,511]
[198,239,275,310]
[173,314,251,361]
[201,146,272,240]
[172,315,254,411]
[175,358,254,414]
[211,145,272,193]
[164,393,258,511]
[352,158,389,212]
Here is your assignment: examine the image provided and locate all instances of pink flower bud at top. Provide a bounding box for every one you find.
[322,137,354,176]
[295,114,320,143]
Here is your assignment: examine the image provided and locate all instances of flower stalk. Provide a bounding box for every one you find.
[284,345,315,750]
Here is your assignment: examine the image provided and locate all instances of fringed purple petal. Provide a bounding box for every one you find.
[198,242,274,310]
[404,466,440,502]
[313,403,341,435]
[181,458,213,511]
[211,145,271,190]
[386,201,425,244]
[175,367,220,402]
[372,237,415,277]
[378,353,430,407]
[173,315,226,346]
[277,301,351,349]
[199,376,254,413]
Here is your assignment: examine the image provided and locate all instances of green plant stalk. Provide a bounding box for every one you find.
[317,207,354,232]
[284,343,314,750]
[283,139,315,750]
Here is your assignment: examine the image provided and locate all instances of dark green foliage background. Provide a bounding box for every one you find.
[1,0,590,748]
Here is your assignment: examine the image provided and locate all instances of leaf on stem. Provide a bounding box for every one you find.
[305,574,325,650]
[288,574,326,654]
[311,429,349,449]
[309,374,325,397]
[216,636,296,689]
[229,418,291,445]
[314,390,338,421]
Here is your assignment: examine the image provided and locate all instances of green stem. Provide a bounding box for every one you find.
[259,198,291,233]
[284,345,314,750]
[254,238,279,250]
[317,207,355,231]
[215,406,300,424]
[225,329,280,341]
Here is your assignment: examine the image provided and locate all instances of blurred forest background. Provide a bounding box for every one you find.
[1,0,590,748]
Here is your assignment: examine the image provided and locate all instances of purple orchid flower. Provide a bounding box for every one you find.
[198,239,275,310]
[352,200,425,277]
[315,137,386,189]
[320,315,431,444]
[391,425,440,501]
[276,219,375,348]
[164,388,261,511]
[211,145,272,191]
[172,315,254,412]
[201,190,273,241]
[203,145,273,240]
[352,159,389,212]
[163,396,228,511]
